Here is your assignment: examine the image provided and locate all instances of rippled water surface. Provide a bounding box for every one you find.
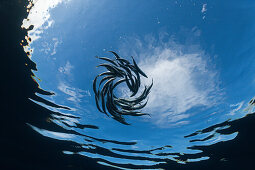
[21,0,255,169]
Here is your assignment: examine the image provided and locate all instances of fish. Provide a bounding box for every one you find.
[130,76,139,97]
[132,68,141,89]
[121,99,148,111]
[93,51,153,125]
[94,95,105,115]
[117,85,148,104]
[116,58,130,65]
[105,88,130,125]
[119,64,135,90]
[93,75,99,98]
[100,89,108,115]
[124,74,134,92]
[109,51,121,60]
[113,116,130,125]
[112,78,126,90]
[111,98,149,117]
[95,56,118,66]
[131,56,148,78]
[107,85,145,123]
[106,97,119,118]
[120,111,150,117]
[144,79,153,97]
[114,100,134,110]
[101,78,115,103]
[98,71,115,77]
[97,63,124,77]
[99,78,115,116]
[99,75,115,87]
[120,64,133,78]
[106,90,121,115]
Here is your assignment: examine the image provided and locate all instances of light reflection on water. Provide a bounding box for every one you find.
[22,0,255,169]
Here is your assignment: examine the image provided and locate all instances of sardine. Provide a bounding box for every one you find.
[131,56,148,78]
[96,56,118,66]
[99,75,115,87]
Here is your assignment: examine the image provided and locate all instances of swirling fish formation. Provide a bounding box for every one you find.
[93,51,153,125]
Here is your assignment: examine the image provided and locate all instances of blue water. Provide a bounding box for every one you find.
[22,0,255,169]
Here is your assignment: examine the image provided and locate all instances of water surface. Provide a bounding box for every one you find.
[20,0,255,169]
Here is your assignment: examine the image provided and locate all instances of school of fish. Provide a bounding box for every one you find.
[93,51,153,125]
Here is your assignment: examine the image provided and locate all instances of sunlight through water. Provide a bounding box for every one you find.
[21,0,255,169]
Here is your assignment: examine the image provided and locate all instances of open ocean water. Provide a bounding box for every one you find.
[2,0,255,170]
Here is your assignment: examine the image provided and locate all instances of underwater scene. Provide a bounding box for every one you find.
[3,0,255,169]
